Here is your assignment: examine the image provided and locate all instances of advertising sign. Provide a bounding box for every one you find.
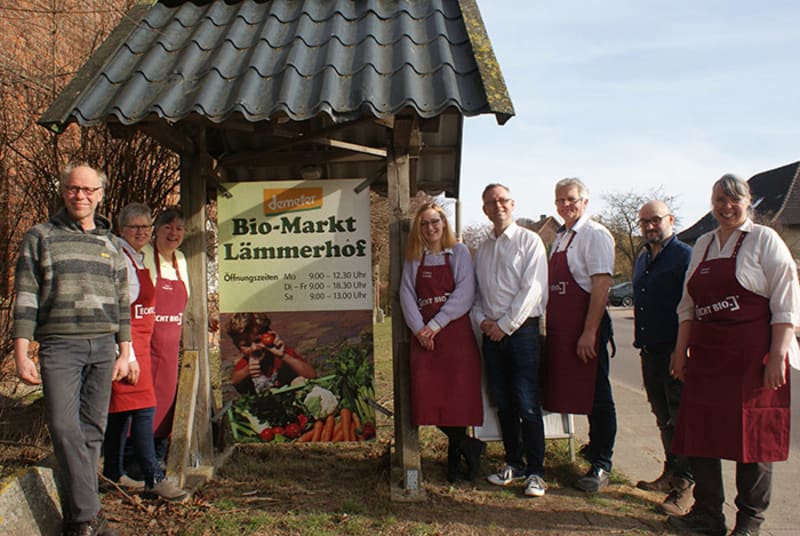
[218,180,375,444]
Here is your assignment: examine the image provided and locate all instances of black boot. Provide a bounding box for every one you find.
[459,436,486,480]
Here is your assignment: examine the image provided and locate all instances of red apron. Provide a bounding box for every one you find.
[672,232,790,462]
[543,232,600,414]
[109,249,157,413]
[409,253,483,426]
[149,245,189,439]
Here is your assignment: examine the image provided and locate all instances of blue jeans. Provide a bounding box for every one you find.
[39,334,116,523]
[640,346,690,478]
[483,318,545,477]
[587,312,617,472]
[103,406,163,487]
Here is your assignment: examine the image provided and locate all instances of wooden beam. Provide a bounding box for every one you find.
[387,115,424,500]
[218,117,378,167]
[166,350,199,488]
[169,132,214,484]
[138,122,196,155]
[227,149,383,167]
[309,138,387,158]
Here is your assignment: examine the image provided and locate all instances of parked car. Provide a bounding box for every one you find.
[608,281,633,307]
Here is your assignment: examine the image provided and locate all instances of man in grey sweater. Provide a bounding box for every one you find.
[13,163,131,536]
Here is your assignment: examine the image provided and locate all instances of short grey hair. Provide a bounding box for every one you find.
[481,183,511,200]
[555,177,588,199]
[713,173,751,203]
[117,202,153,229]
[60,162,107,189]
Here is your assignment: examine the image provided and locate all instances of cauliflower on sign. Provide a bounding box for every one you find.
[303,386,338,419]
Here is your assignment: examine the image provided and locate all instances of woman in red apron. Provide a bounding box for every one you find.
[145,207,189,463]
[400,202,484,482]
[670,175,797,536]
[105,203,187,501]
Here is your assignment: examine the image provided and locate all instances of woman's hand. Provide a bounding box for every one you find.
[670,346,688,382]
[763,352,787,390]
[415,327,435,351]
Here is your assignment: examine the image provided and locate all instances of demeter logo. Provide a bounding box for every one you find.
[263,188,323,215]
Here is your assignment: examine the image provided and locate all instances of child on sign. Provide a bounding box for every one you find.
[229,313,317,395]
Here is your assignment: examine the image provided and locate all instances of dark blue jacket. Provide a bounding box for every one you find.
[632,234,691,351]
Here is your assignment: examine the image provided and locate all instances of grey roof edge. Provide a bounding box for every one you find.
[458,0,514,125]
[37,2,153,133]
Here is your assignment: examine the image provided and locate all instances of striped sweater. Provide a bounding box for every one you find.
[13,208,132,342]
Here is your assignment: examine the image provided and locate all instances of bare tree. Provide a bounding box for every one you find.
[597,188,679,281]
[0,1,179,377]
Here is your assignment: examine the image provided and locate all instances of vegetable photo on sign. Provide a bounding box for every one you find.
[221,311,376,444]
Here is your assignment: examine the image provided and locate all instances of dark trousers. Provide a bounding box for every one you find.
[640,347,690,478]
[103,406,163,487]
[483,318,545,477]
[39,334,116,523]
[691,457,772,530]
[587,312,617,472]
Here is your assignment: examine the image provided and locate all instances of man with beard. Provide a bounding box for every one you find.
[633,200,693,515]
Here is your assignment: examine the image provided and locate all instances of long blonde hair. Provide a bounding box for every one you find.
[405,202,457,260]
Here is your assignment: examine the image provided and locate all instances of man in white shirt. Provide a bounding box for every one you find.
[543,177,616,492]
[472,183,549,497]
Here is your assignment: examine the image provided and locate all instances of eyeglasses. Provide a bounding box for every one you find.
[420,218,442,228]
[638,214,670,227]
[555,196,583,206]
[484,198,513,207]
[123,224,152,231]
[64,185,103,197]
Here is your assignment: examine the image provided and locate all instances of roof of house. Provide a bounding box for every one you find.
[39,0,513,131]
[678,161,800,243]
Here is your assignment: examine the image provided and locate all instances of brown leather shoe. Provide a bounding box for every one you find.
[636,463,674,492]
[658,477,694,516]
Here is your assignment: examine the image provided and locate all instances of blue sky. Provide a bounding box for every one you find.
[458,1,800,230]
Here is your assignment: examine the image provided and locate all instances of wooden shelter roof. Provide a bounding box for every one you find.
[38,0,514,197]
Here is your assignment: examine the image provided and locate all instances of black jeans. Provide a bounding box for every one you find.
[691,457,772,530]
[586,312,617,472]
[640,346,690,478]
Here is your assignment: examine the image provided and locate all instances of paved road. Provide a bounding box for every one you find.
[589,307,799,535]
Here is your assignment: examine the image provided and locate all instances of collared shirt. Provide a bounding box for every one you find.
[141,243,191,298]
[120,238,145,304]
[471,222,548,335]
[677,219,800,325]
[399,243,475,334]
[633,234,692,350]
[550,214,615,293]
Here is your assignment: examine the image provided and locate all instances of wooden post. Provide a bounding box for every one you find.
[168,131,214,485]
[168,351,199,487]
[387,117,424,500]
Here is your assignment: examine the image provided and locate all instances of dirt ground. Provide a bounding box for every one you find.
[0,400,675,535]
[0,320,677,535]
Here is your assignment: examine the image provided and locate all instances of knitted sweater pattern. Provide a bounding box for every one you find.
[13,208,132,342]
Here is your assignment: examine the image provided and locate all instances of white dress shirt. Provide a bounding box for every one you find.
[677,219,800,326]
[471,222,549,335]
[550,214,615,293]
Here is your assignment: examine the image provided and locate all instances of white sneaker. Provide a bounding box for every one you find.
[487,464,526,486]
[524,474,546,497]
[148,478,189,502]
